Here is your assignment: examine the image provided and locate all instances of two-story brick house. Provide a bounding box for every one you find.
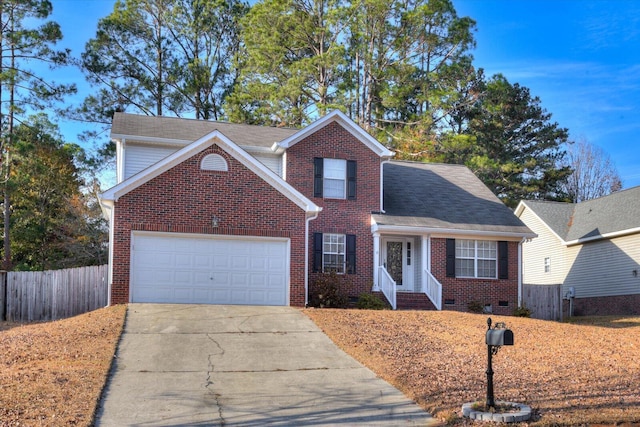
[100,110,534,313]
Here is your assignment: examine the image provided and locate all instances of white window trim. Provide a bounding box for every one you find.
[544,257,551,273]
[323,158,347,199]
[322,233,346,273]
[456,239,498,279]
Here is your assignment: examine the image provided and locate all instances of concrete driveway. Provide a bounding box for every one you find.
[95,304,436,426]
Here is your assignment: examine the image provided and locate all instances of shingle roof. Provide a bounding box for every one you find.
[519,200,575,240]
[372,161,534,236]
[523,186,640,242]
[110,112,299,148]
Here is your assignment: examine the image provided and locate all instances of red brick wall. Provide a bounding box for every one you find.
[285,121,381,299]
[566,294,640,317]
[111,145,307,305]
[431,238,520,315]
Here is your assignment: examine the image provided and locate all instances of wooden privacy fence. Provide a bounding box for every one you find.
[0,265,108,322]
[522,283,563,321]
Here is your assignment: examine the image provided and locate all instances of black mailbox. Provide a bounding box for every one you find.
[486,328,514,346]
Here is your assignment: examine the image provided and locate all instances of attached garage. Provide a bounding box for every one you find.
[130,232,290,306]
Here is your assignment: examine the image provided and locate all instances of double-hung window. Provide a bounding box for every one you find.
[323,233,345,273]
[455,239,497,279]
[313,232,356,274]
[323,159,346,199]
[313,157,356,199]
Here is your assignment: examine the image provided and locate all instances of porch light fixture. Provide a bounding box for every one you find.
[212,216,220,227]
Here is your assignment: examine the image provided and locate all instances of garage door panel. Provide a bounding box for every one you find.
[131,233,288,305]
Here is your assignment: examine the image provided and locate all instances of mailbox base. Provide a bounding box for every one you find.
[461,401,532,422]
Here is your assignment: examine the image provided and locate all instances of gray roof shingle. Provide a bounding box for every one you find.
[111,112,299,148]
[372,161,534,235]
[524,186,640,242]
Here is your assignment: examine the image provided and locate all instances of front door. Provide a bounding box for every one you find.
[383,238,413,291]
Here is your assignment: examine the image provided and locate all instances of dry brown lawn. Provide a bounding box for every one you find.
[0,305,126,427]
[304,309,640,425]
[1,306,639,426]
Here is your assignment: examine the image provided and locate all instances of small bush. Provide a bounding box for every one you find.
[513,305,532,317]
[467,300,484,313]
[308,272,349,308]
[356,293,387,310]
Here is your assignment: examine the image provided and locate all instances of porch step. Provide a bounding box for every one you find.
[395,292,438,311]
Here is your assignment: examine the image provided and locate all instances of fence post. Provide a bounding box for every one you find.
[0,270,6,321]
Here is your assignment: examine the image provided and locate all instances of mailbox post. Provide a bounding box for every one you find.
[485,317,514,410]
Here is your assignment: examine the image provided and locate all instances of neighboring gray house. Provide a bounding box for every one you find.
[515,187,640,317]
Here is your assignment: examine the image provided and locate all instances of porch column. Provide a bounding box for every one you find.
[421,236,429,292]
[373,232,380,290]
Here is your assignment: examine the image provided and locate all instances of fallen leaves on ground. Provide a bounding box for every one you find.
[0,305,127,427]
[304,309,640,426]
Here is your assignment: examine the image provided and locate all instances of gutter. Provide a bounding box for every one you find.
[518,237,525,307]
[99,197,115,307]
[304,210,321,307]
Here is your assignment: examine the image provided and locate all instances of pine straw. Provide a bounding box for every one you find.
[304,309,640,426]
[0,305,127,426]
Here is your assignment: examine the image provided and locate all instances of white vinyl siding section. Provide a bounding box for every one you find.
[122,144,283,181]
[125,144,179,180]
[520,208,568,285]
[253,153,283,177]
[564,234,640,298]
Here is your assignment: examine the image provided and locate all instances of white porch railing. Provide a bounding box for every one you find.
[423,269,442,310]
[378,266,397,310]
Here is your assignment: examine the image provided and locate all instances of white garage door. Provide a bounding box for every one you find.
[130,233,289,305]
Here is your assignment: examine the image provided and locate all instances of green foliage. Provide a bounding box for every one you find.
[0,0,76,270]
[5,116,107,271]
[467,300,484,313]
[308,272,350,308]
[463,74,572,207]
[356,293,388,310]
[513,305,532,318]
[79,0,247,121]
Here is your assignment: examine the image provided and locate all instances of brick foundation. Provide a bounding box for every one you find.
[565,294,640,317]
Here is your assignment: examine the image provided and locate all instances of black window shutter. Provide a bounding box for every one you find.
[313,233,323,272]
[346,234,356,274]
[446,238,456,277]
[498,241,509,279]
[347,160,357,200]
[313,158,323,198]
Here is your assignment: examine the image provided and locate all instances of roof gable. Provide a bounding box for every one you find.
[101,129,321,214]
[277,110,394,158]
[515,200,575,242]
[516,186,640,245]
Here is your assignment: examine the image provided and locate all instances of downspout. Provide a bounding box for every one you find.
[304,210,320,306]
[99,198,115,307]
[518,237,525,307]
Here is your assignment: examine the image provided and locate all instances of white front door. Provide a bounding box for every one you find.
[382,238,414,291]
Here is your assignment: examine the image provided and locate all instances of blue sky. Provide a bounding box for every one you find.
[48,0,640,188]
[454,0,640,188]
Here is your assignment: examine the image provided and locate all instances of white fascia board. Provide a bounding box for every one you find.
[111,133,192,147]
[277,110,395,158]
[564,227,640,246]
[516,201,567,245]
[371,222,536,240]
[101,129,321,214]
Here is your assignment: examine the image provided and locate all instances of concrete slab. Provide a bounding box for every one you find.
[95,304,437,426]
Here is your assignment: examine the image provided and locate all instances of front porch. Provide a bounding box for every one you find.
[372,234,442,310]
